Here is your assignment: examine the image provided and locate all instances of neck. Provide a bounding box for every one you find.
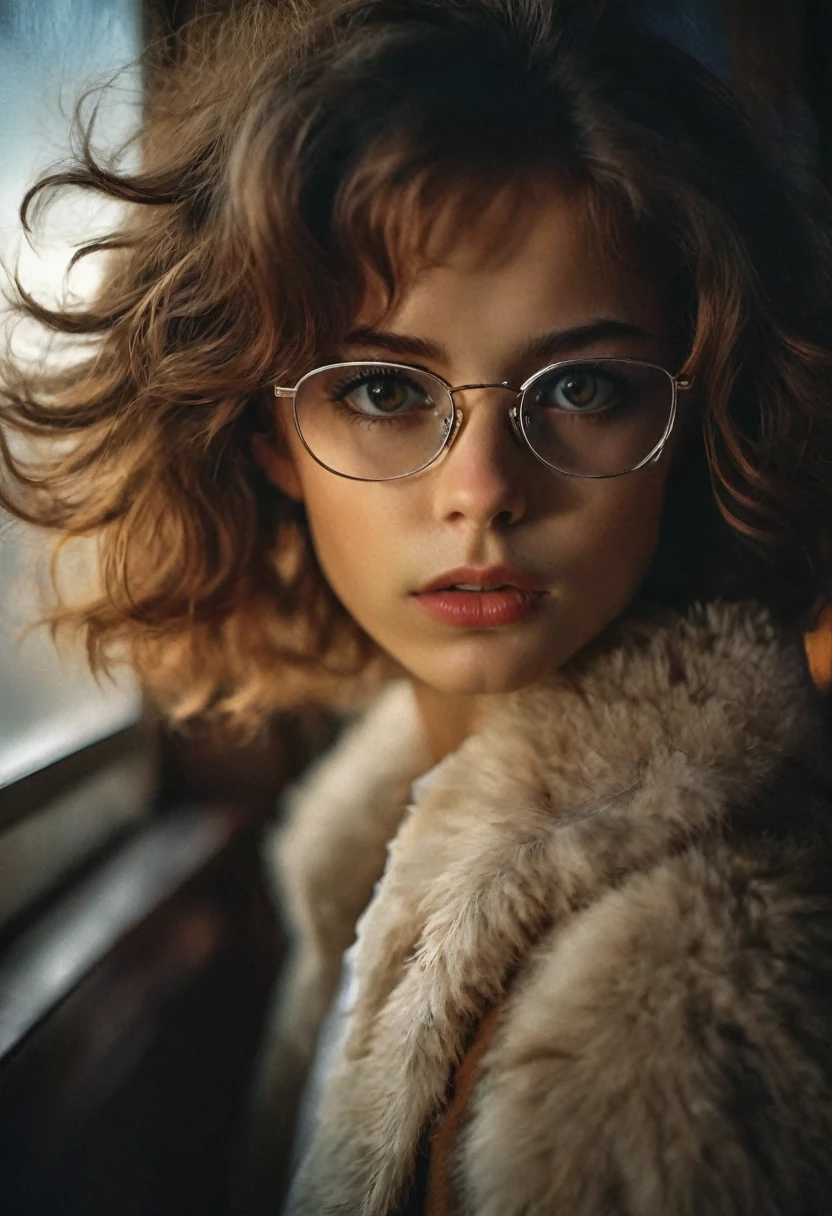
[409,679,494,764]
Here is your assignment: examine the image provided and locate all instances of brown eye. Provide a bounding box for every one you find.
[560,373,598,408]
[335,372,432,416]
[365,376,411,412]
[533,368,619,412]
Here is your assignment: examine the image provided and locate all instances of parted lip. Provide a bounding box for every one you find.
[416,565,545,594]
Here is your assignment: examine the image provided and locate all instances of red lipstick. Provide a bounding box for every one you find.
[412,566,545,628]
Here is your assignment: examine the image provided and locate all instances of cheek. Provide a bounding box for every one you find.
[297,473,400,605]
[564,467,669,593]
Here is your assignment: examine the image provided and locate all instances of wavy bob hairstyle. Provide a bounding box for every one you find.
[3,0,832,731]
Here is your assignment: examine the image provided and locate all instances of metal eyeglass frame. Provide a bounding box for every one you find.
[273,356,693,483]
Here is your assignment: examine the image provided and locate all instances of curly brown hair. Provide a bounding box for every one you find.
[3,0,832,732]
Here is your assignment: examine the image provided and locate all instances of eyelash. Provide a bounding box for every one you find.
[327,368,431,424]
[330,368,426,395]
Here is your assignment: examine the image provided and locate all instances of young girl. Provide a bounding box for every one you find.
[5,1,832,1212]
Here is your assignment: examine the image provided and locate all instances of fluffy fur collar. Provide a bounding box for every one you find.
[277,600,832,1215]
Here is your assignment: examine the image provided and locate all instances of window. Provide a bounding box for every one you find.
[0,22,297,1215]
[0,0,145,918]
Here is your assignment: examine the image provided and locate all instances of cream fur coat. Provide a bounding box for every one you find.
[268,600,832,1215]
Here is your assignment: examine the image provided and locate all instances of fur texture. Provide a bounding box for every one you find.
[275,601,832,1215]
[262,680,432,1123]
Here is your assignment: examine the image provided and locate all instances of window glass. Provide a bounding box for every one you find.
[0,0,144,789]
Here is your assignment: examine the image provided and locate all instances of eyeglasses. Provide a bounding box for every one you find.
[273,357,692,482]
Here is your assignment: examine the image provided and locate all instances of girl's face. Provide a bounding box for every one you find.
[265,186,682,697]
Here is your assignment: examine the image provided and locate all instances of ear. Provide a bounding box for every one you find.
[252,430,304,502]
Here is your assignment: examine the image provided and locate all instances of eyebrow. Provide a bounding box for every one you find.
[342,318,653,364]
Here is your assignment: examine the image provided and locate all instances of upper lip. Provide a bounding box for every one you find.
[417,565,546,594]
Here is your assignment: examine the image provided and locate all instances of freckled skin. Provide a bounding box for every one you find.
[261,187,685,752]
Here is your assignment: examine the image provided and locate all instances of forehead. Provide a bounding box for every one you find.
[351,182,670,357]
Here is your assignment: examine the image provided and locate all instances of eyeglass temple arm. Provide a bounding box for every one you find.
[274,386,295,397]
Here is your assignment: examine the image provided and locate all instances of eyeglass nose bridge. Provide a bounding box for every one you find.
[444,380,525,450]
[449,380,520,394]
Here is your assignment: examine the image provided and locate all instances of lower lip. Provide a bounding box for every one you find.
[412,588,542,628]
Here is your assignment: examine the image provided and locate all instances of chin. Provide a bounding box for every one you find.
[410,644,562,697]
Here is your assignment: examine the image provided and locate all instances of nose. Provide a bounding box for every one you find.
[430,387,527,530]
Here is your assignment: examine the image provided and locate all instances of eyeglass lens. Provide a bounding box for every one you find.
[292,360,674,480]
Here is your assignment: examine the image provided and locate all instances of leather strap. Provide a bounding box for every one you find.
[424,1005,502,1216]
